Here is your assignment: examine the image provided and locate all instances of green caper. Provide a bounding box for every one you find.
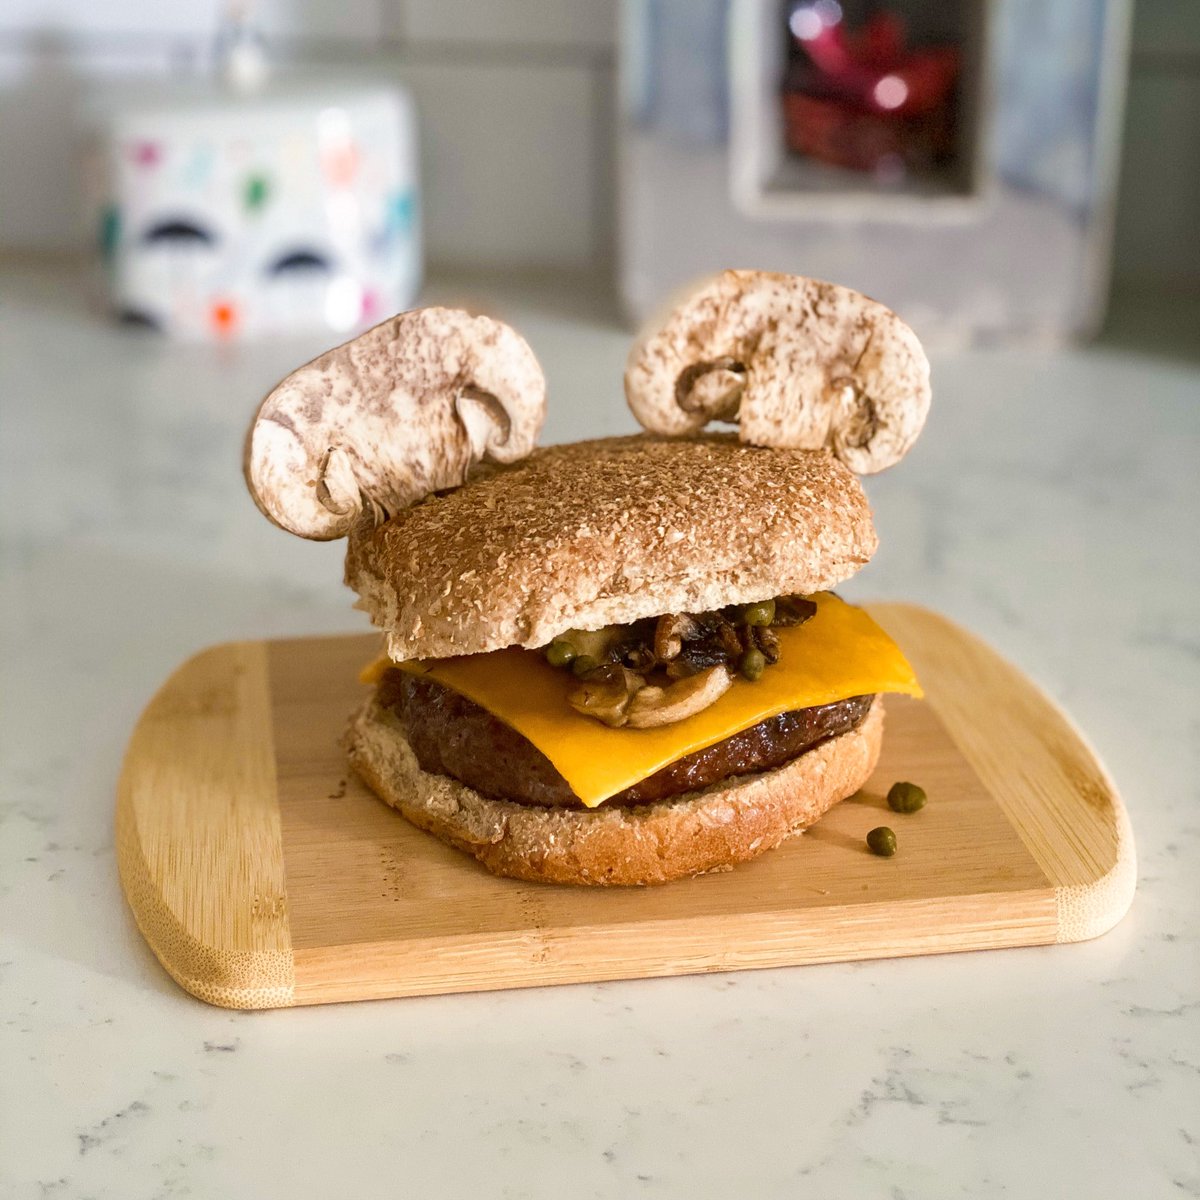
[544,639,577,668]
[887,781,927,814]
[739,647,767,681]
[866,826,897,857]
[742,599,776,627]
[571,654,600,678]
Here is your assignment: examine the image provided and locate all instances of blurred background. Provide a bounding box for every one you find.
[4,11,1199,1194]
[0,0,1196,346]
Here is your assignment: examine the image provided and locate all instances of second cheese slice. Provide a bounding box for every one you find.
[397,593,921,808]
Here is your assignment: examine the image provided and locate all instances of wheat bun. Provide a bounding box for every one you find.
[346,433,877,662]
[343,691,883,886]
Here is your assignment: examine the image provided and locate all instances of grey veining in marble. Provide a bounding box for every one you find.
[1,265,1197,1199]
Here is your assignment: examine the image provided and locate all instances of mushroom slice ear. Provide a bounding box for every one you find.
[244,307,546,539]
[624,270,930,475]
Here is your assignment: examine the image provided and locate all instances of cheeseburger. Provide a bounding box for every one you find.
[245,270,930,886]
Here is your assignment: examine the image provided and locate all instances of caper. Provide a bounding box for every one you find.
[572,654,600,677]
[887,781,927,814]
[739,647,766,681]
[544,638,577,668]
[742,599,776,627]
[866,826,897,857]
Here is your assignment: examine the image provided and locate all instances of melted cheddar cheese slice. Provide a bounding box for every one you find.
[366,593,921,808]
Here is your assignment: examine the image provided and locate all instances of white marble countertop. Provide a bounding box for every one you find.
[2,263,1198,1199]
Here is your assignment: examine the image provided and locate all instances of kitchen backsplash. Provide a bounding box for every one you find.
[0,0,1195,293]
[0,0,617,273]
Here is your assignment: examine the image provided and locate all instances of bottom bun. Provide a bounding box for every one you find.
[343,695,884,886]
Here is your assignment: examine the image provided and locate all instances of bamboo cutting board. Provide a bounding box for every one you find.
[116,605,1134,1010]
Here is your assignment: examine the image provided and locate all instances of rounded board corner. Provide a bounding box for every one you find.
[116,638,296,1009]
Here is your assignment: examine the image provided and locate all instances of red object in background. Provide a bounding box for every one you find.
[782,5,961,175]
[783,91,954,174]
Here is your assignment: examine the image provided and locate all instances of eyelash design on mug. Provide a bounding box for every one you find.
[266,249,333,276]
[140,218,218,246]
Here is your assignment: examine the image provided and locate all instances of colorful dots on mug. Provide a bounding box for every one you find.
[244,174,271,212]
[210,299,240,337]
[322,142,361,188]
[129,141,163,168]
[360,287,382,323]
[387,190,416,235]
[183,142,216,189]
[98,206,121,261]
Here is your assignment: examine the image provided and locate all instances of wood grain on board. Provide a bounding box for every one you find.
[116,605,1134,1009]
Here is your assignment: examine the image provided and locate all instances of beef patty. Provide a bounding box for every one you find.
[378,670,874,810]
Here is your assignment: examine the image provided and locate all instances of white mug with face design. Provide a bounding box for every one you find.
[82,75,421,341]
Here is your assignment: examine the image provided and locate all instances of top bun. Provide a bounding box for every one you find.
[346,434,877,662]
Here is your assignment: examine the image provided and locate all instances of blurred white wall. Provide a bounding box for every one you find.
[0,0,616,271]
[0,0,1196,293]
